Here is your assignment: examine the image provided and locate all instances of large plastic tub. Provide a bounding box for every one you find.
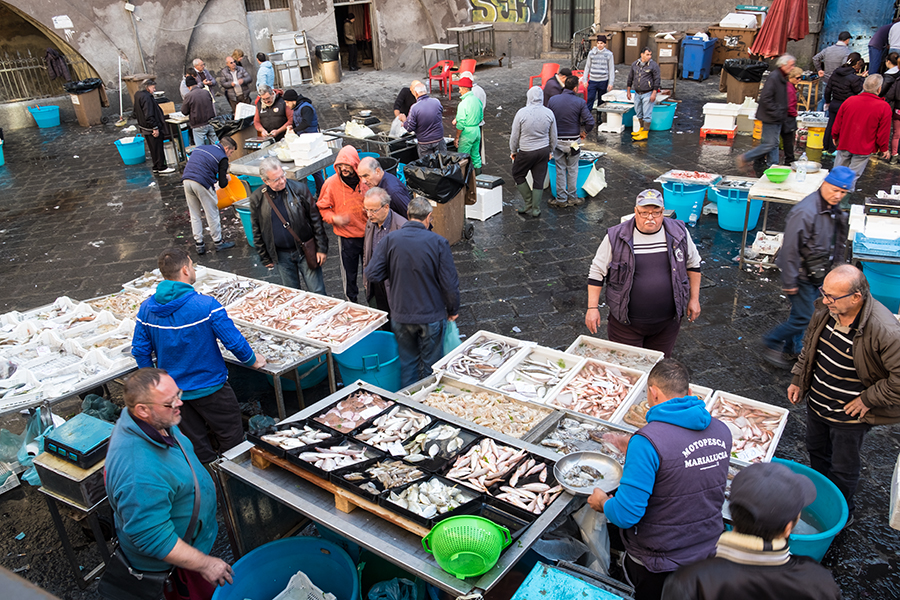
[28,105,61,128]
[681,37,717,80]
[547,157,594,199]
[238,174,264,192]
[713,187,763,231]
[212,537,360,600]
[662,181,707,222]
[233,198,254,247]
[861,261,900,312]
[334,330,401,392]
[0,140,4,167]
[774,458,848,562]
[114,136,147,165]
[649,102,676,131]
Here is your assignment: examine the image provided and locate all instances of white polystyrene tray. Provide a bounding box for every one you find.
[613,383,714,428]
[431,330,533,385]
[298,302,388,355]
[564,335,663,374]
[705,390,789,465]
[548,358,647,425]
[484,345,586,405]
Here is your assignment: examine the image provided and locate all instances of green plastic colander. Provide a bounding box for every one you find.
[422,515,512,579]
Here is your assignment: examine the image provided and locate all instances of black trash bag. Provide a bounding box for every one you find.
[63,78,103,94]
[404,152,469,204]
[723,59,768,83]
[315,44,340,62]
[210,115,254,138]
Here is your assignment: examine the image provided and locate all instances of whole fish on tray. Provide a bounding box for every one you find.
[221,325,319,365]
[87,291,148,319]
[314,391,394,432]
[353,406,432,455]
[495,459,563,515]
[203,279,262,307]
[496,355,575,401]
[386,477,477,519]
[549,362,636,421]
[256,294,341,332]
[568,343,658,372]
[404,424,468,462]
[227,285,301,322]
[366,460,426,489]
[260,425,332,449]
[709,397,782,463]
[304,305,383,345]
[442,337,519,381]
[296,442,372,471]
[423,389,550,438]
[445,438,527,492]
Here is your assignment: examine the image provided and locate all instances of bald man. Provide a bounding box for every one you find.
[357,156,410,218]
[393,80,423,123]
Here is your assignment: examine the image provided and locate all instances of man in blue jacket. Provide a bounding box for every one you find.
[181,136,237,255]
[548,75,595,208]
[102,369,233,596]
[404,82,446,157]
[589,359,731,600]
[132,248,266,463]
[364,198,459,387]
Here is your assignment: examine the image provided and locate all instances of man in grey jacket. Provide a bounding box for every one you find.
[581,35,616,111]
[626,47,661,141]
[762,166,852,369]
[813,31,851,110]
[218,56,252,114]
[510,86,557,217]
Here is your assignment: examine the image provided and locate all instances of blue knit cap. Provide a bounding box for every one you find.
[824,166,855,191]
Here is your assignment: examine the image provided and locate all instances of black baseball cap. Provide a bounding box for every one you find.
[730,462,817,530]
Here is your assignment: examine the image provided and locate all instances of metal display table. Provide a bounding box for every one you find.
[320,124,418,162]
[740,169,828,269]
[0,366,137,418]
[229,146,338,181]
[214,383,574,597]
[447,24,501,66]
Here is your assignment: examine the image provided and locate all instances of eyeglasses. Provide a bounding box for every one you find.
[143,389,183,410]
[819,287,856,303]
[364,205,387,215]
[636,209,663,219]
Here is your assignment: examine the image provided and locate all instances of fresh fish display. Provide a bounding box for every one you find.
[221,325,320,365]
[549,362,637,421]
[227,285,302,322]
[260,425,333,449]
[495,470,563,515]
[403,424,469,463]
[126,271,163,290]
[353,406,432,455]
[663,170,719,184]
[560,463,606,489]
[87,335,131,350]
[365,460,426,489]
[423,389,551,438]
[496,354,576,401]
[203,278,262,307]
[442,337,520,381]
[295,442,373,471]
[386,477,477,519]
[303,305,383,345]
[69,323,118,342]
[622,399,652,428]
[709,396,783,463]
[445,438,527,492]
[87,291,148,319]
[568,343,658,372]
[539,418,632,463]
[359,482,380,495]
[314,391,394,432]
[256,294,341,332]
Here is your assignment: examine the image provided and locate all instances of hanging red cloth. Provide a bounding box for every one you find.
[787,0,809,41]
[750,0,790,58]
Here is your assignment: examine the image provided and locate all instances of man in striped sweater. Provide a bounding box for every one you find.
[788,264,900,522]
[581,35,616,111]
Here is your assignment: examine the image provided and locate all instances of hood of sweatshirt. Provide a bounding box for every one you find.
[149,280,195,317]
[645,395,712,431]
[334,145,360,169]
[526,86,543,106]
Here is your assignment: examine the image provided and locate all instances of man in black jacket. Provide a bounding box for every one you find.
[249,157,328,294]
[133,79,175,175]
[736,54,795,170]
[661,462,841,600]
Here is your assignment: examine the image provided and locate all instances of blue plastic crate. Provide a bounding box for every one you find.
[682,37,717,81]
[854,233,900,258]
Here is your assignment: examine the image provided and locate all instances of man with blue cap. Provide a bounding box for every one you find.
[762,166,852,369]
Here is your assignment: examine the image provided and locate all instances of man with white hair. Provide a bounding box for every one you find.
[403,82,446,157]
[357,156,410,217]
[832,73,892,187]
[191,58,217,93]
[736,54,796,169]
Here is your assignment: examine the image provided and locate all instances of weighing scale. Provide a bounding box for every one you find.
[44,413,114,470]
[244,137,275,151]
[865,196,900,218]
[351,114,380,126]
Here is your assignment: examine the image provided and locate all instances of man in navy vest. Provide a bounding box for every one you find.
[181,136,237,255]
[589,359,730,600]
[283,89,325,195]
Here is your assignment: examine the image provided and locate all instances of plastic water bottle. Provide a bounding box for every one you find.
[688,203,698,227]
[796,152,807,183]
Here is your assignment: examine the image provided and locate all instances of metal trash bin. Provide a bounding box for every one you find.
[315,44,342,84]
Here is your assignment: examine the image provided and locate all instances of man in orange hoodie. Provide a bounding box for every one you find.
[317,146,367,303]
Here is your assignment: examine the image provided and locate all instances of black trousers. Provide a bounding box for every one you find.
[348,43,359,69]
[338,236,364,303]
[624,555,673,600]
[177,382,244,464]
[806,408,871,514]
[511,145,551,188]
[144,129,167,171]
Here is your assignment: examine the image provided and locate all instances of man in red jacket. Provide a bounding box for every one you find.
[832,74,892,189]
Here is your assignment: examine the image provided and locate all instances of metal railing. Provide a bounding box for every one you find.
[0,50,95,103]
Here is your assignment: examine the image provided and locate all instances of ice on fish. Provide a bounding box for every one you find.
[423,388,550,438]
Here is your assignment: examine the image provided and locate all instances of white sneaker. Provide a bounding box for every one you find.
[157,167,177,175]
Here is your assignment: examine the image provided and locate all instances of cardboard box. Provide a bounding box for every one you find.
[70,88,102,127]
[159,101,175,115]
[707,26,758,65]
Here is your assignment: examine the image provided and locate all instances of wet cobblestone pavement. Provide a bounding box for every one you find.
[2,59,900,598]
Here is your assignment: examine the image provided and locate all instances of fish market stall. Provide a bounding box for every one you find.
[320,121,419,162]
[213,381,576,597]
[228,144,338,180]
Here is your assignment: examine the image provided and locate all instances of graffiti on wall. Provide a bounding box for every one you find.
[470,0,548,24]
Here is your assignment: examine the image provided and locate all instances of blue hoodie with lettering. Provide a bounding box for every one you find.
[603,395,712,528]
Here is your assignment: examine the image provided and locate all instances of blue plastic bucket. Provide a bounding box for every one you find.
[649,102,677,131]
[233,199,254,247]
[397,163,406,185]
[306,175,317,196]
[861,261,900,312]
[265,358,328,391]
[359,151,379,160]
[713,187,763,231]
[238,174,264,192]
[114,136,147,165]
[0,140,4,167]
[662,181,707,222]
[334,331,401,392]
[28,105,60,128]
[547,158,594,199]
[181,127,191,148]
[772,458,848,562]
[212,537,360,600]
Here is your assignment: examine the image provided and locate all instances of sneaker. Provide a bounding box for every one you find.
[891,155,900,165]
[568,197,585,206]
[215,240,235,252]
[762,347,792,370]
[547,199,567,208]
[195,243,207,255]
[157,167,177,175]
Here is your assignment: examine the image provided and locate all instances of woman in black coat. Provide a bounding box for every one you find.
[823,53,865,153]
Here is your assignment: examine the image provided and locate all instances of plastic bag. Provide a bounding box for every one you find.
[389,116,406,139]
[723,59,768,83]
[367,578,417,600]
[273,570,336,600]
[249,414,276,434]
[0,429,22,463]
[82,394,121,423]
[17,408,55,486]
[581,163,607,197]
[443,321,462,356]
[404,152,469,203]
[572,502,611,575]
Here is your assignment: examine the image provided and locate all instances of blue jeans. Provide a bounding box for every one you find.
[393,320,444,388]
[192,124,218,146]
[869,47,884,75]
[275,248,326,295]
[763,280,817,355]
[633,91,654,123]
[741,121,781,167]
[586,80,607,111]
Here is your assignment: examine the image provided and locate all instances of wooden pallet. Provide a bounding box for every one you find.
[250,446,430,537]
[700,127,736,140]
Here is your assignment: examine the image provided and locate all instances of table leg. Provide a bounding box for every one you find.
[87,512,112,563]
[272,373,286,421]
[327,350,337,393]
[761,201,771,232]
[739,198,753,270]
[287,367,305,409]
[43,494,91,589]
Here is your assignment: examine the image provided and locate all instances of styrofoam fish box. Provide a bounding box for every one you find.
[719,12,758,28]
[614,383,714,428]
[705,390,789,465]
[432,330,532,385]
[466,186,502,221]
[548,358,647,426]
[484,345,586,405]
[565,335,663,373]
[702,103,742,131]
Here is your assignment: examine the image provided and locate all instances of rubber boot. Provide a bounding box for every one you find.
[530,188,543,217]
[516,182,533,214]
[633,121,650,141]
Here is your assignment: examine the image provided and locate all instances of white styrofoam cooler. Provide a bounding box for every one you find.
[467,186,502,221]
[719,13,758,28]
[702,103,742,131]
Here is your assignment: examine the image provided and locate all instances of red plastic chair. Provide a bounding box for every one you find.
[529,62,560,88]
[428,60,455,99]
[450,59,478,96]
[573,69,589,101]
